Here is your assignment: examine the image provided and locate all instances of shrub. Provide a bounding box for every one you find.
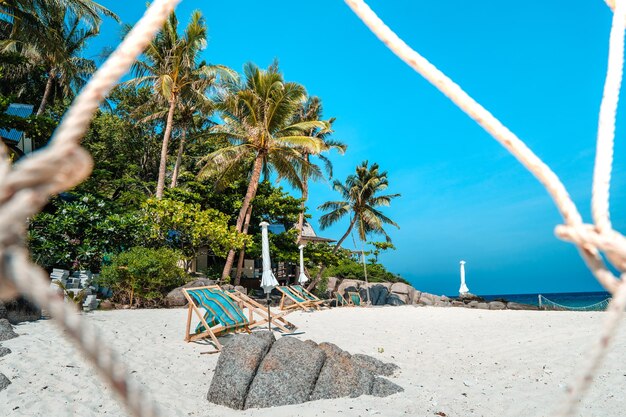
[98,247,185,307]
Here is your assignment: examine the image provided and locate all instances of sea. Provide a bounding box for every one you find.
[477,291,612,309]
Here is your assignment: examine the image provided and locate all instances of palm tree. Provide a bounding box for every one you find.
[33,8,98,115]
[293,96,346,244]
[1,2,117,115]
[1,0,116,28]
[309,161,400,290]
[127,10,234,199]
[198,62,328,283]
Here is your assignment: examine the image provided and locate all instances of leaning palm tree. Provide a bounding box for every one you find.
[31,7,98,115]
[126,10,234,198]
[198,62,328,283]
[309,161,400,290]
[293,96,346,244]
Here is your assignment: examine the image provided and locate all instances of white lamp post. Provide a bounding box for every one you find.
[298,244,308,285]
[459,260,469,295]
[260,221,278,330]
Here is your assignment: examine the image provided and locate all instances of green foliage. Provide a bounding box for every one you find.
[28,195,147,271]
[323,249,408,284]
[98,247,185,307]
[141,198,250,263]
[368,241,396,262]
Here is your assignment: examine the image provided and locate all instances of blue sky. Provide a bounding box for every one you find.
[87,0,625,296]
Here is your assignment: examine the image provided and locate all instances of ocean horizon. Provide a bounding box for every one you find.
[453,290,613,308]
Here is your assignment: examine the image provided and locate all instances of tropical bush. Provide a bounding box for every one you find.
[98,247,185,307]
[141,198,249,269]
[28,194,146,271]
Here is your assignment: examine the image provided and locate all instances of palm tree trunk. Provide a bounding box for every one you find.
[170,128,185,188]
[234,204,253,285]
[296,154,310,244]
[36,71,55,116]
[307,216,357,291]
[221,152,264,280]
[156,98,177,199]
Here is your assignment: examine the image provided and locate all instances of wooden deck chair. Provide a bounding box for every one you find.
[277,286,317,311]
[348,291,362,306]
[182,286,255,351]
[336,292,349,307]
[291,285,327,308]
[222,287,298,333]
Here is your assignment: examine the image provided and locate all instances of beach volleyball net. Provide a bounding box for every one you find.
[0,0,625,416]
[538,295,612,312]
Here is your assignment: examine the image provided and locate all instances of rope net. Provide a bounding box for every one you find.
[538,295,612,312]
[0,1,623,417]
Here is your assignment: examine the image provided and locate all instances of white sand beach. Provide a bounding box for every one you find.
[1,306,625,417]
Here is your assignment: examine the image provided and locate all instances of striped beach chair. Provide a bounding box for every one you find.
[291,285,326,308]
[348,291,362,306]
[277,286,317,311]
[183,286,254,351]
[224,287,298,333]
[336,292,349,307]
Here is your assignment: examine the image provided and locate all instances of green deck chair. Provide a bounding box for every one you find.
[277,286,317,311]
[183,286,254,351]
[291,285,326,308]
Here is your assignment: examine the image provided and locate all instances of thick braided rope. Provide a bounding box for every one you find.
[557,280,626,417]
[592,0,625,234]
[343,1,626,416]
[0,0,180,416]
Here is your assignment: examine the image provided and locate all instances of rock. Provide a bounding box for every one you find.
[385,293,406,306]
[417,292,440,306]
[489,301,506,310]
[441,295,450,302]
[207,332,275,410]
[451,300,464,307]
[351,354,399,377]
[371,377,404,397]
[507,302,539,311]
[165,279,217,307]
[234,286,246,294]
[99,300,114,310]
[310,343,375,400]
[434,300,451,307]
[411,290,422,304]
[467,301,479,308]
[475,302,489,309]
[326,277,340,295]
[4,297,41,324]
[244,337,326,409]
[0,345,11,357]
[458,293,486,303]
[222,284,234,291]
[390,283,415,302]
[336,279,362,296]
[0,319,18,341]
[366,285,389,306]
[0,301,6,320]
[0,373,10,392]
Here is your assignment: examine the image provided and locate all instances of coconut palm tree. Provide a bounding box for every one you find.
[127,10,235,199]
[32,8,98,115]
[198,61,328,283]
[0,2,117,115]
[293,96,346,244]
[308,161,400,290]
[1,0,116,28]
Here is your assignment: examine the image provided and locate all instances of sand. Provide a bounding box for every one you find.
[0,305,625,417]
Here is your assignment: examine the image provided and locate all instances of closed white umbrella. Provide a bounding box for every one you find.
[298,245,308,285]
[459,260,469,295]
[260,222,278,330]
